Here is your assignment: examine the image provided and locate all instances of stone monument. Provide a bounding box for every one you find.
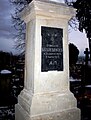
[15,0,81,120]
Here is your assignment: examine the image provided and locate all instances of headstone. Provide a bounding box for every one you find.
[15,0,80,120]
[0,70,12,74]
[84,48,90,65]
[0,70,12,97]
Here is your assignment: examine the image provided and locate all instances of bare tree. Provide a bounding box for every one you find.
[65,0,91,60]
[12,0,91,57]
[10,0,32,55]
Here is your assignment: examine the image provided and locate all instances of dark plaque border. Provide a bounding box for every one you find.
[41,26,63,72]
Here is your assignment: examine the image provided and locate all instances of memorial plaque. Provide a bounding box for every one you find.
[41,26,63,72]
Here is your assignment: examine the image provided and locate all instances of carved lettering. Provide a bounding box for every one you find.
[41,26,63,72]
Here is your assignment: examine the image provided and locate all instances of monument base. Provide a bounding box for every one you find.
[15,89,80,120]
[15,105,80,120]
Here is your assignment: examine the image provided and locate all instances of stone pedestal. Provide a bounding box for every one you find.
[15,0,81,120]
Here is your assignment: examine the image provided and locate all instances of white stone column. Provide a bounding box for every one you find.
[15,0,81,120]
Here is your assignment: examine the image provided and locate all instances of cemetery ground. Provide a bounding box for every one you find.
[0,53,24,120]
[0,57,91,119]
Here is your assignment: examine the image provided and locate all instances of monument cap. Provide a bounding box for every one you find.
[50,0,65,3]
[33,0,65,4]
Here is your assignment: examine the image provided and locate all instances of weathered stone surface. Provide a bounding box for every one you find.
[15,0,80,120]
[15,103,80,120]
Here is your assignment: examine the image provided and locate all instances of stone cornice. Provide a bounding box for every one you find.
[21,0,76,23]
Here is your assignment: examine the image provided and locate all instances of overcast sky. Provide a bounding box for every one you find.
[69,27,89,56]
[0,0,16,54]
[0,0,89,55]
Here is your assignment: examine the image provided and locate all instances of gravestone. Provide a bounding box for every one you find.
[15,0,81,120]
[0,70,12,97]
[84,48,90,65]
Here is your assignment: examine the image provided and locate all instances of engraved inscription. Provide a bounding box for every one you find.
[41,26,63,72]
